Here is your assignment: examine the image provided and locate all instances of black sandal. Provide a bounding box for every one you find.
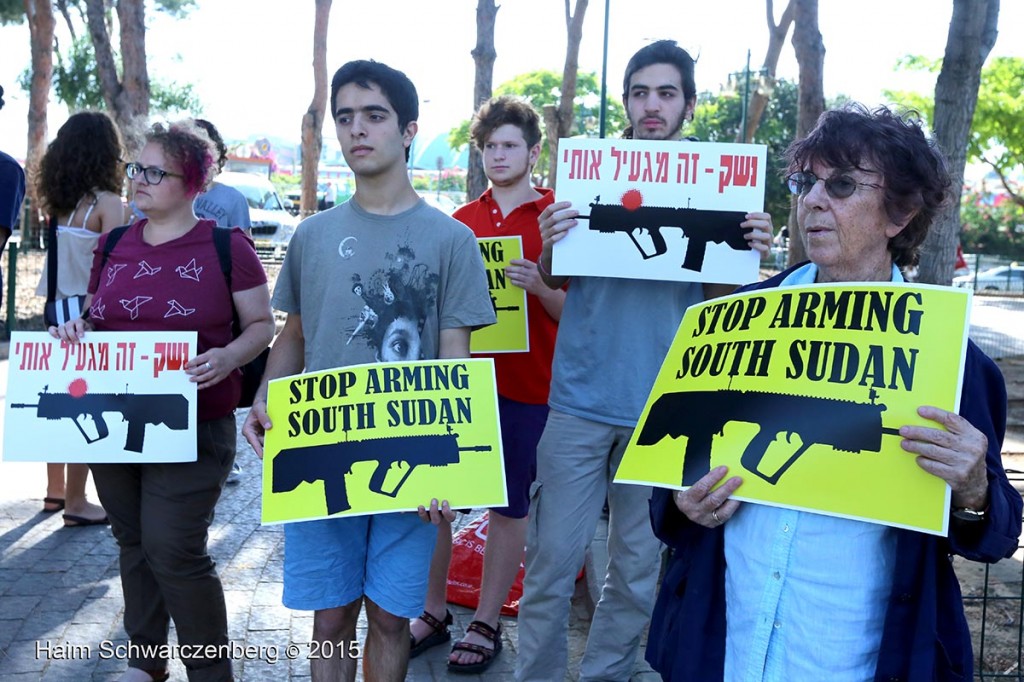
[448,620,502,674]
[409,609,452,658]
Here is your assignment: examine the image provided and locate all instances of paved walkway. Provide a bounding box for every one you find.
[0,355,658,681]
[3,289,1021,681]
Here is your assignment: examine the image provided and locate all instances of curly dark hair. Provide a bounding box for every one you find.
[144,120,218,196]
[195,119,228,172]
[784,103,951,268]
[36,111,124,216]
[470,95,542,150]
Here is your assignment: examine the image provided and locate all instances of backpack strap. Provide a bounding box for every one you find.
[100,225,131,269]
[46,215,58,304]
[211,225,233,285]
[211,226,242,337]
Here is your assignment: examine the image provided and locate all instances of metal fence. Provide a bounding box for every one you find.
[965,469,1024,680]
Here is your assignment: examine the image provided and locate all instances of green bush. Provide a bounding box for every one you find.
[960,191,1024,260]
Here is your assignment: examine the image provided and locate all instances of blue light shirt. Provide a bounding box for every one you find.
[723,262,903,681]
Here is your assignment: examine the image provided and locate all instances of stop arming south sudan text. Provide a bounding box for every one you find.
[286,363,473,437]
[678,289,924,391]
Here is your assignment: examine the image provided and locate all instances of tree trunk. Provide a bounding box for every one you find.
[83,1,124,116]
[467,0,498,202]
[55,0,76,39]
[786,0,825,266]
[742,0,795,144]
[546,0,589,190]
[917,0,999,285]
[82,0,148,150]
[116,0,149,135]
[301,0,332,219]
[24,0,54,245]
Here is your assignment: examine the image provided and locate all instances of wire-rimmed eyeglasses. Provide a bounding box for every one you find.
[786,171,883,199]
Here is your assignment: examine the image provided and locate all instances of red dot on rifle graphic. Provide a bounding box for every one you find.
[68,378,88,398]
[621,189,643,211]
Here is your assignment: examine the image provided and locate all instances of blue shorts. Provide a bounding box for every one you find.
[492,396,549,519]
[282,513,436,617]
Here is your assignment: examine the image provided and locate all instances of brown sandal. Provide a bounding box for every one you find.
[409,609,452,658]
[448,620,502,674]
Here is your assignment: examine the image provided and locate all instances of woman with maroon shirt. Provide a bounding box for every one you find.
[53,121,274,682]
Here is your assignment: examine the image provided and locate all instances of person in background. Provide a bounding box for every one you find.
[0,85,24,311]
[54,119,274,682]
[242,59,494,682]
[34,111,125,527]
[324,180,338,209]
[646,103,1023,681]
[193,117,254,486]
[517,40,774,682]
[409,95,564,674]
[193,118,252,238]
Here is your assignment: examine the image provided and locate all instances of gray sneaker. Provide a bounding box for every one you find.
[226,462,243,485]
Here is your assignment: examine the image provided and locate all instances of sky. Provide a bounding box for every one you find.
[1,0,1022,160]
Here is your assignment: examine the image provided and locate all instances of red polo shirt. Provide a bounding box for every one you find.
[455,187,558,405]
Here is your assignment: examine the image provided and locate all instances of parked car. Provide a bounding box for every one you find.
[953,264,1024,292]
[284,184,328,216]
[418,192,459,215]
[217,171,298,244]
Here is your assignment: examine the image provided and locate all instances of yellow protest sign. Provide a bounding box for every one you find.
[471,237,529,353]
[615,283,972,535]
[261,358,506,524]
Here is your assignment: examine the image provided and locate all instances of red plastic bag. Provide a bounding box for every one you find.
[446,512,525,616]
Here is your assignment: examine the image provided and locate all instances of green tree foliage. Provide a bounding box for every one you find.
[885,55,1024,202]
[20,32,200,116]
[960,190,1024,259]
[154,0,198,18]
[448,69,627,184]
[691,78,799,231]
[0,0,23,24]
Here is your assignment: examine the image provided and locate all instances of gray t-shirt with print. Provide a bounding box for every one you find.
[548,275,703,428]
[273,198,495,372]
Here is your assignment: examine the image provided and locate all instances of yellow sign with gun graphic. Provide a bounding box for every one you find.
[261,358,506,524]
[615,282,972,535]
[471,236,529,354]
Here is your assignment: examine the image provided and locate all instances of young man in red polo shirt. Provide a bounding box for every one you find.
[409,95,564,674]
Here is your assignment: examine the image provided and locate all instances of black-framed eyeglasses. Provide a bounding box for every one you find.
[125,162,183,185]
[786,171,883,199]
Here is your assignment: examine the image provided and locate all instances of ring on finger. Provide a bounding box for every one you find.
[712,508,721,524]
[204,361,212,371]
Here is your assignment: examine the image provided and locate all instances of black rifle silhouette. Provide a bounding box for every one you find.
[637,388,900,486]
[579,195,750,272]
[12,385,189,453]
[490,295,521,314]
[272,425,493,514]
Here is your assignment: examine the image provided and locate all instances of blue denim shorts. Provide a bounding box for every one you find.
[492,395,549,519]
[282,512,436,617]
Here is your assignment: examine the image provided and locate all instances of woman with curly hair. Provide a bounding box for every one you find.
[54,120,275,682]
[35,110,126,526]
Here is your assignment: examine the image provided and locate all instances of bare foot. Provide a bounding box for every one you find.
[63,499,107,523]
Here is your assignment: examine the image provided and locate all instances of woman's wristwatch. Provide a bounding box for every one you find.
[951,505,987,523]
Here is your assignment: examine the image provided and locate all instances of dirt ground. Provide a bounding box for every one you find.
[4,248,1024,674]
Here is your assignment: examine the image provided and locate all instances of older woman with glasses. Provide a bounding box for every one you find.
[54,120,275,682]
[645,103,1021,681]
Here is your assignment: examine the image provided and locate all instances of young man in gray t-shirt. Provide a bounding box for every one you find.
[243,60,494,682]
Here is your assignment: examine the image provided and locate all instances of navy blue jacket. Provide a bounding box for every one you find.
[646,265,1023,681]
